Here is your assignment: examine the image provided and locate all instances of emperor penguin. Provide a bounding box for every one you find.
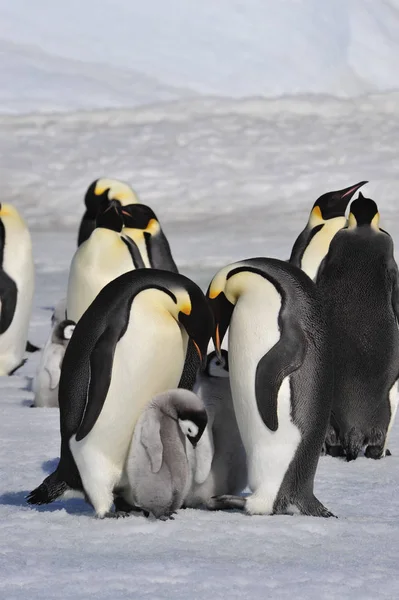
[289,181,367,280]
[317,194,399,461]
[124,389,207,519]
[77,178,139,246]
[206,258,334,517]
[33,319,75,408]
[184,350,248,508]
[121,203,178,272]
[67,198,144,323]
[0,203,34,376]
[27,268,213,518]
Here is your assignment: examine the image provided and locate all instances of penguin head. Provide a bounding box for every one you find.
[178,411,208,447]
[95,198,124,232]
[0,203,25,226]
[84,178,139,216]
[347,194,380,230]
[120,203,161,236]
[206,349,229,378]
[310,181,368,223]
[152,389,208,447]
[53,319,76,343]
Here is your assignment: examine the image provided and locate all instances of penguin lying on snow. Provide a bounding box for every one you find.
[184,350,247,508]
[27,269,213,518]
[77,178,139,246]
[124,389,207,520]
[317,194,399,461]
[289,181,367,280]
[207,258,334,517]
[33,319,75,408]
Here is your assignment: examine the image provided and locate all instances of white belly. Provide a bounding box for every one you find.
[229,278,301,514]
[384,382,398,454]
[301,218,345,280]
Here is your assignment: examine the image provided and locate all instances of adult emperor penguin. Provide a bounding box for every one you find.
[0,203,34,375]
[289,181,367,280]
[124,389,207,519]
[33,319,75,408]
[206,258,334,517]
[67,198,144,323]
[121,203,178,272]
[184,350,248,508]
[27,269,213,518]
[317,194,399,460]
[77,178,139,246]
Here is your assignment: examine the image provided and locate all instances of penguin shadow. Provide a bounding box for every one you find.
[0,490,90,516]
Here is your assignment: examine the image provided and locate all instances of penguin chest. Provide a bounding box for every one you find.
[301,218,345,280]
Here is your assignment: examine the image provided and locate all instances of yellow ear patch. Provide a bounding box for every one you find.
[347,212,357,229]
[309,205,324,227]
[208,286,221,300]
[179,302,192,315]
[371,212,380,231]
[145,218,160,235]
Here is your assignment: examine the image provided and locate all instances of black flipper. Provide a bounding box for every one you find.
[207,495,246,511]
[149,231,179,273]
[26,341,40,353]
[178,339,200,391]
[0,269,17,334]
[26,469,68,505]
[75,327,118,441]
[255,322,307,431]
[122,236,146,269]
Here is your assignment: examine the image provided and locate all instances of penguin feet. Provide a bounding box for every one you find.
[365,445,385,460]
[207,495,246,511]
[297,495,337,519]
[112,497,148,518]
[158,512,175,521]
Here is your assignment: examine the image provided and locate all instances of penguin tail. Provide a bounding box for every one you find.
[343,427,364,462]
[26,470,68,505]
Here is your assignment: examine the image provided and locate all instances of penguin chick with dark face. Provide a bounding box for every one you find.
[317,194,399,461]
[77,178,139,246]
[33,319,76,408]
[124,389,207,519]
[289,181,368,280]
[184,350,248,508]
[121,203,178,273]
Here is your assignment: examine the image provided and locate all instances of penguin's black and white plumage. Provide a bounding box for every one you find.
[121,203,178,273]
[33,318,75,408]
[206,258,334,517]
[77,178,139,246]
[317,195,399,461]
[27,269,213,518]
[124,389,207,519]
[67,198,143,323]
[0,203,34,375]
[184,350,247,508]
[289,181,367,280]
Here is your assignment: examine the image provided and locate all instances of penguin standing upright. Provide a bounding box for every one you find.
[0,203,34,375]
[67,199,143,323]
[125,389,208,519]
[289,181,367,280]
[317,195,399,460]
[184,350,247,508]
[77,178,139,246]
[206,258,334,517]
[121,203,178,272]
[27,269,213,518]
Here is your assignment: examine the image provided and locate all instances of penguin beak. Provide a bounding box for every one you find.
[206,291,234,359]
[192,340,202,362]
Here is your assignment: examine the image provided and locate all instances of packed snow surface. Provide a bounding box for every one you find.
[1,93,399,598]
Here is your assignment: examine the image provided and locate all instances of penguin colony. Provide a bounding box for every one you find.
[0,175,395,520]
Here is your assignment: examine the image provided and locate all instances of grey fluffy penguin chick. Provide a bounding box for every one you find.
[184,350,247,508]
[124,389,208,519]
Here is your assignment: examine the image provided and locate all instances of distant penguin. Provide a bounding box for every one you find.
[289,181,367,280]
[27,269,213,518]
[184,350,247,508]
[206,258,334,517]
[317,195,399,461]
[0,203,34,376]
[124,389,207,519]
[67,198,143,323]
[78,178,139,246]
[33,319,75,408]
[121,203,178,272]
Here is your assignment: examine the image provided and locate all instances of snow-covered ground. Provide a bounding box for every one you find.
[1,92,399,598]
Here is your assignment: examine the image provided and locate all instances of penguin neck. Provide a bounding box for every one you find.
[81,228,126,265]
[302,216,346,280]
[123,228,152,268]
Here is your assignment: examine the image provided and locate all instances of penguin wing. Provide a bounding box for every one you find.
[138,410,164,473]
[178,339,201,390]
[75,327,117,442]
[288,228,309,266]
[255,322,307,431]
[121,236,146,269]
[44,345,65,390]
[149,231,179,273]
[0,269,17,334]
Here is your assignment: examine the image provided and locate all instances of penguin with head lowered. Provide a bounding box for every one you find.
[27,269,213,518]
[121,203,178,273]
[124,389,208,520]
[206,258,334,517]
[77,178,139,246]
[184,350,248,508]
[0,203,35,375]
[289,181,367,280]
[67,198,144,323]
[317,194,399,461]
